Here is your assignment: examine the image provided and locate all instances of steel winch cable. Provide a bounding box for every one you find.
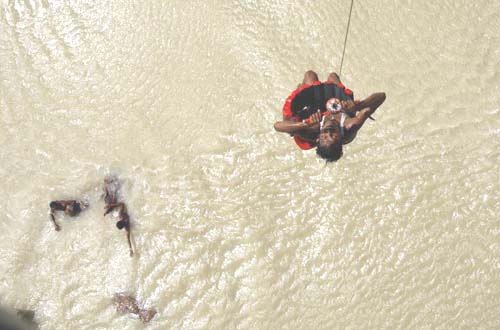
[339,0,354,77]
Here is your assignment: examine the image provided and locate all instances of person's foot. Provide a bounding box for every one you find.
[139,309,157,323]
[327,72,341,84]
[302,70,319,85]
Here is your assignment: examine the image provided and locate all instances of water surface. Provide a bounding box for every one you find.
[1,1,499,329]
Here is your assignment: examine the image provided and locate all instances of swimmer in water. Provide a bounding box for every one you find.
[112,293,157,323]
[49,200,85,231]
[104,202,134,257]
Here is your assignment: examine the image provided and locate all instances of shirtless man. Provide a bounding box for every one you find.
[49,200,85,231]
[274,70,386,162]
[316,92,385,161]
[104,202,134,257]
[295,70,342,94]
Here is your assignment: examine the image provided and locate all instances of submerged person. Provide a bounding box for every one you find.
[49,200,86,231]
[274,70,386,162]
[103,175,120,207]
[103,176,134,256]
[104,201,134,257]
[112,293,156,323]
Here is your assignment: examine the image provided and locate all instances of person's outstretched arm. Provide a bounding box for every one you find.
[104,202,126,216]
[346,93,386,131]
[350,93,386,117]
[50,211,61,231]
[274,111,322,134]
[274,121,309,134]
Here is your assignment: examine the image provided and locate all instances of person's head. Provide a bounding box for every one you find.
[65,202,81,216]
[316,116,343,162]
[316,142,343,163]
[50,201,65,211]
[116,220,126,230]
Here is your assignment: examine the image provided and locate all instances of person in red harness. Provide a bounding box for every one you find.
[274,70,386,162]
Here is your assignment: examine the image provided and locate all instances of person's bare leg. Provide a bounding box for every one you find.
[327,72,341,84]
[302,70,319,85]
[126,229,133,257]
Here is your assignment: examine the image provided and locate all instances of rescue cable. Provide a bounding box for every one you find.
[339,0,354,77]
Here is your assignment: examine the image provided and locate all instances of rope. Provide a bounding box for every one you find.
[339,0,354,77]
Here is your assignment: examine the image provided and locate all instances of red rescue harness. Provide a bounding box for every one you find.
[282,81,354,150]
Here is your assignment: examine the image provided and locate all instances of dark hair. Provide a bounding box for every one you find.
[316,143,343,163]
[72,203,82,213]
[50,201,65,211]
[116,220,126,230]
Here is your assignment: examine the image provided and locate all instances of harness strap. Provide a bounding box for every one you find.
[313,84,325,111]
[340,113,347,137]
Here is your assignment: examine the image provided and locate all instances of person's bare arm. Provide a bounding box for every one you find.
[274,111,322,134]
[104,202,126,216]
[50,211,61,231]
[274,120,310,134]
[345,93,386,131]
[348,93,386,116]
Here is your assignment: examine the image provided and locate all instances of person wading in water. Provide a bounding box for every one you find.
[103,176,134,257]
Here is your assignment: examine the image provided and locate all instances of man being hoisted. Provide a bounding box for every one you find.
[274,70,386,162]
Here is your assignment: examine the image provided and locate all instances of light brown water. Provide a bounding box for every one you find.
[1,1,499,329]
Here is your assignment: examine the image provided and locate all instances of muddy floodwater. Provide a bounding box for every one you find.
[1,1,499,329]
